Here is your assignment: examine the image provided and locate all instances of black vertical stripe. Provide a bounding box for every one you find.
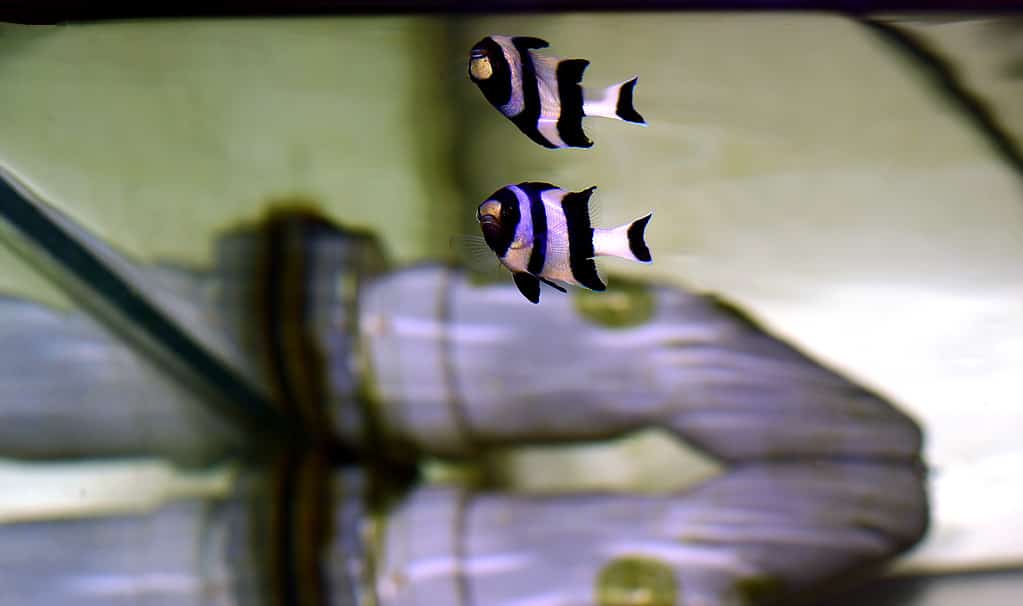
[479,186,520,257]
[469,37,512,110]
[560,187,606,291]
[520,182,551,275]
[555,59,593,148]
[510,37,558,149]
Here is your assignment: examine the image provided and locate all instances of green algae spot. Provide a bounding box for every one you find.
[597,557,678,606]
[734,575,786,605]
[575,277,656,329]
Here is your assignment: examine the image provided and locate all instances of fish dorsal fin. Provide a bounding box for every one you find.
[561,186,597,226]
[513,272,541,303]
[512,36,550,50]
[586,190,603,226]
[516,181,559,195]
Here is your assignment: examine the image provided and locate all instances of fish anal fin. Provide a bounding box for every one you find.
[513,272,541,303]
[575,260,607,292]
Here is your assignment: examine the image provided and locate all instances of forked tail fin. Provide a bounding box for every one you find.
[582,77,646,125]
[626,213,653,262]
[615,77,645,124]
[593,213,653,264]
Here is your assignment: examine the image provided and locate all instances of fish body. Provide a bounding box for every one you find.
[477,182,652,303]
[468,35,645,149]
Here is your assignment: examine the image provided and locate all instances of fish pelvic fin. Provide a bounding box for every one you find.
[513,272,541,303]
[583,76,646,126]
[593,212,653,264]
[539,276,568,293]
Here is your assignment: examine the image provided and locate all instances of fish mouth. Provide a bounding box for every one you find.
[470,48,486,60]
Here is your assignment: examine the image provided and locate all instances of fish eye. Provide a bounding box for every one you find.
[500,201,517,222]
[469,55,493,81]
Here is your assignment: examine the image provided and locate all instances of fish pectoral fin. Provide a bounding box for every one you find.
[513,272,541,304]
[449,234,502,274]
[539,277,567,293]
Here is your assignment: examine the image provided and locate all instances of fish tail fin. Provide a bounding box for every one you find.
[593,212,653,264]
[615,77,646,124]
[583,77,646,125]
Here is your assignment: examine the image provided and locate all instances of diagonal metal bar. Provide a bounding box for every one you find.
[0,165,291,442]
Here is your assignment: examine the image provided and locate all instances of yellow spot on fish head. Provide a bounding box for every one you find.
[469,55,493,81]
[477,199,504,247]
[477,199,501,223]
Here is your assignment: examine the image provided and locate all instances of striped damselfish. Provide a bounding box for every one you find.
[477,182,652,303]
[468,35,646,149]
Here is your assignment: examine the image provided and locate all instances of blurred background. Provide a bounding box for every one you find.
[0,11,1020,606]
